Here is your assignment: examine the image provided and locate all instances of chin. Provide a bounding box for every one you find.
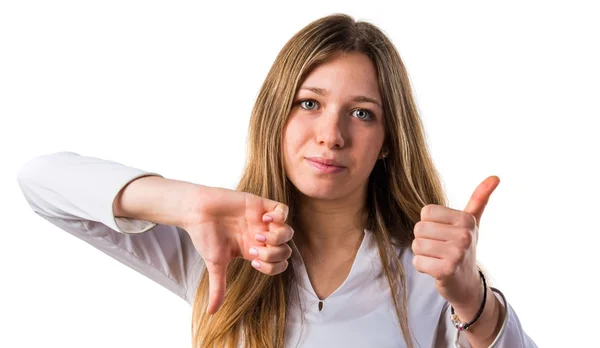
[292,179,350,201]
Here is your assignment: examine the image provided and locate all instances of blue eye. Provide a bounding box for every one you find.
[352,109,374,121]
[300,100,319,110]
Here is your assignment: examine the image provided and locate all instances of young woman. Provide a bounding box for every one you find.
[18,14,537,348]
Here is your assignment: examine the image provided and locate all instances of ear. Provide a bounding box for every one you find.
[378,147,389,159]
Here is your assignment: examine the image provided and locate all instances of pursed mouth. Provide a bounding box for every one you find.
[304,157,345,168]
[305,158,346,173]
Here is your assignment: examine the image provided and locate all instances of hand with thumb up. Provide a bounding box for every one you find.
[181,186,293,314]
[412,176,500,308]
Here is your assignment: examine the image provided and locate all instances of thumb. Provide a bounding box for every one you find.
[205,261,227,314]
[463,175,500,227]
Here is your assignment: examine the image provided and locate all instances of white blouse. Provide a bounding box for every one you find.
[17,152,538,348]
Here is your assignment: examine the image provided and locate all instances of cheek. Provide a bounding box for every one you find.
[282,116,308,158]
[282,122,297,172]
[354,129,385,171]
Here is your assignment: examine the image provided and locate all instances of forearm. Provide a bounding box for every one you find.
[113,175,204,228]
[452,286,504,347]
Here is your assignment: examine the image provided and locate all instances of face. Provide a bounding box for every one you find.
[282,52,385,202]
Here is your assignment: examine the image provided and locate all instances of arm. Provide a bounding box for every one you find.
[113,173,207,229]
[17,151,203,304]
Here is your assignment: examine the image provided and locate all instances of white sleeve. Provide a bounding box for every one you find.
[435,288,538,348]
[17,151,203,305]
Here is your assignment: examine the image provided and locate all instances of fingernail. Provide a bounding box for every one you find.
[249,247,258,256]
[255,234,266,242]
[252,260,261,268]
[262,215,273,222]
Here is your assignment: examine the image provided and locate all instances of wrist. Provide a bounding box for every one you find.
[459,288,503,346]
[450,270,486,331]
[451,273,503,347]
[448,269,483,312]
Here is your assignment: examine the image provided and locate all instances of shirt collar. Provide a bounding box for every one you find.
[290,229,383,300]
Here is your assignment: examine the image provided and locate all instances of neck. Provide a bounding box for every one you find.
[293,191,366,259]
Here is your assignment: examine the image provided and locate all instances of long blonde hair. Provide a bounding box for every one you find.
[191,13,447,348]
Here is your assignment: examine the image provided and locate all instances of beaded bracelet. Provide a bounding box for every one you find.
[450,270,487,331]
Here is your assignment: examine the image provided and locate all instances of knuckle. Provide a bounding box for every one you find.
[276,226,293,244]
[277,210,286,221]
[281,260,289,272]
[274,231,285,245]
[457,228,472,247]
[262,232,275,245]
[261,262,275,275]
[459,212,476,227]
[266,232,277,245]
[450,246,464,263]
[272,261,287,275]
[413,238,427,254]
[441,264,454,278]
[421,204,434,220]
[262,249,276,262]
[269,246,287,262]
[260,259,289,276]
[411,238,419,252]
[272,246,289,262]
[278,204,289,217]
[412,255,421,270]
[413,221,424,237]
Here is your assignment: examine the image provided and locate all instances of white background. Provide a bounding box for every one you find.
[1,1,598,347]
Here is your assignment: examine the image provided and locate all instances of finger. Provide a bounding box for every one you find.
[263,201,289,222]
[262,209,286,223]
[256,225,294,245]
[412,238,444,258]
[412,254,452,280]
[251,259,289,275]
[267,221,292,234]
[420,204,468,225]
[205,261,227,314]
[464,176,500,227]
[249,244,293,263]
[412,238,464,262]
[414,221,464,241]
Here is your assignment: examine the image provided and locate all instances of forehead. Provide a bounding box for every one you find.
[299,52,380,98]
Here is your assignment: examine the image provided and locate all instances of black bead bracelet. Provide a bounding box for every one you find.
[450,269,487,331]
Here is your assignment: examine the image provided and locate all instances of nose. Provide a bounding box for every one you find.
[315,108,345,149]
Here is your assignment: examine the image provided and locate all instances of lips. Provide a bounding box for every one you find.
[305,157,344,166]
[305,157,345,174]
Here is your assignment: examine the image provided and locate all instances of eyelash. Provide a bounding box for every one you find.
[296,99,376,121]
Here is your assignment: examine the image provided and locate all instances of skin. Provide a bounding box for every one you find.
[154,50,503,346]
[279,51,503,346]
[281,52,385,299]
[282,51,385,204]
[414,176,504,346]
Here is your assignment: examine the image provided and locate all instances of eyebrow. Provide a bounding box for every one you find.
[300,86,382,109]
